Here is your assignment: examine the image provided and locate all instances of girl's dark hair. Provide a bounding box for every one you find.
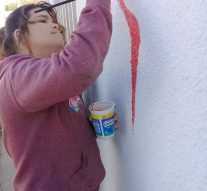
[0,1,64,58]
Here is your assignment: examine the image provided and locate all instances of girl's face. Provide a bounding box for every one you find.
[25,8,65,57]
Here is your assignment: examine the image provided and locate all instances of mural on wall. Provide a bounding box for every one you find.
[118,0,141,129]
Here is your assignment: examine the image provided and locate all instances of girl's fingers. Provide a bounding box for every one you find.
[114,112,119,129]
[115,121,119,129]
[115,112,118,122]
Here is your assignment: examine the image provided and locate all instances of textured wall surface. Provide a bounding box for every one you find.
[78,0,207,191]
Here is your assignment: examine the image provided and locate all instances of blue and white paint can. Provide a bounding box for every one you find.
[89,101,116,139]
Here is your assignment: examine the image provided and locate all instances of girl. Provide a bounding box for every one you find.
[0,0,112,190]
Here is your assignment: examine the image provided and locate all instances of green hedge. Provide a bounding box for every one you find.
[5,3,18,11]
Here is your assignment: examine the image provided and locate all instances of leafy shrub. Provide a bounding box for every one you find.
[5,3,18,11]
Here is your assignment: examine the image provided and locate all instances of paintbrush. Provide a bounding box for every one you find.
[34,0,76,13]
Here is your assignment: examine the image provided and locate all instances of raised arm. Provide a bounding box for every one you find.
[9,0,112,112]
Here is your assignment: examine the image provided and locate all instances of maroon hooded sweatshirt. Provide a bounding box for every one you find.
[0,0,112,190]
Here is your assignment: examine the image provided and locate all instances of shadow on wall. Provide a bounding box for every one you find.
[0,128,15,191]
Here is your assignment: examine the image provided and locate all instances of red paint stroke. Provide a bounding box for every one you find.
[118,0,141,128]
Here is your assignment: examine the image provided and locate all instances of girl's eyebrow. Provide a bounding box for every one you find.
[35,15,53,22]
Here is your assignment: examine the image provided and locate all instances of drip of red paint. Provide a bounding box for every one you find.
[118,0,141,128]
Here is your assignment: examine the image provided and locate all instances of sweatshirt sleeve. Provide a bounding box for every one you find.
[9,0,112,112]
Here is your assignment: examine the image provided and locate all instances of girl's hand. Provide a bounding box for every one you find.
[114,112,119,129]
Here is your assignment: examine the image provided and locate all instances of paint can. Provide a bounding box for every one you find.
[89,101,116,139]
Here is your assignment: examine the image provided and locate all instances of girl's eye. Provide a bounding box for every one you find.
[39,20,46,23]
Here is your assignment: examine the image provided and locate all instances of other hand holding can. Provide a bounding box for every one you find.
[89,101,116,139]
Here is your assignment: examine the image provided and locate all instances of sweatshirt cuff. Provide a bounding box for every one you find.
[86,0,110,7]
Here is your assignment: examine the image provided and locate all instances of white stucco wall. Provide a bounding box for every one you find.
[77,0,207,191]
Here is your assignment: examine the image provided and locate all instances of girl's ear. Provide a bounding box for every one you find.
[13,29,31,55]
[13,29,22,45]
[13,29,29,53]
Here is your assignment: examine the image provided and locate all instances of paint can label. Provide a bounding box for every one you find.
[91,112,115,138]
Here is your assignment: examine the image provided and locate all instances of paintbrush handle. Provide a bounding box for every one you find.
[35,0,76,13]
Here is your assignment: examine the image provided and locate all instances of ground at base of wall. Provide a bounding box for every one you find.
[0,136,14,191]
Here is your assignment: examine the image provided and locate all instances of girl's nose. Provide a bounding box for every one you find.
[52,22,60,30]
